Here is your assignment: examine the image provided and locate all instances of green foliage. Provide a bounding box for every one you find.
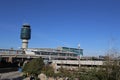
[58,67,70,77]
[42,65,55,77]
[95,70,108,80]
[58,67,79,79]
[77,69,99,80]
[106,60,120,80]
[23,57,44,75]
[77,59,120,80]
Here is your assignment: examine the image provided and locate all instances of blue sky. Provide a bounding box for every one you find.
[0,0,120,56]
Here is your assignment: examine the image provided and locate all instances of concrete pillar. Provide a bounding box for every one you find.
[8,57,13,63]
[22,39,28,50]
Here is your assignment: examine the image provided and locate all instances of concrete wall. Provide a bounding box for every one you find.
[52,60,104,69]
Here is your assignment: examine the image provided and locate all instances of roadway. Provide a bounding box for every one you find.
[0,71,23,80]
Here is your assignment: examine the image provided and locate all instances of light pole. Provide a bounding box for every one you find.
[78,44,81,68]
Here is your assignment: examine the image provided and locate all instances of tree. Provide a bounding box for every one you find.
[103,49,120,80]
[42,65,55,77]
[23,57,44,76]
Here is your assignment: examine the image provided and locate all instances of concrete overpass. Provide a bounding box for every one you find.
[0,49,104,70]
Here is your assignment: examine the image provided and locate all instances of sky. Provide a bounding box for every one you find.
[0,0,120,56]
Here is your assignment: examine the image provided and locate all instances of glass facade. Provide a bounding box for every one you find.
[61,47,83,56]
[20,27,31,39]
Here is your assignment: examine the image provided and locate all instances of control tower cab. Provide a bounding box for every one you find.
[20,24,31,50]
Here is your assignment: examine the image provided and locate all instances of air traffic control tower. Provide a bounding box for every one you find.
[20,24,31,50]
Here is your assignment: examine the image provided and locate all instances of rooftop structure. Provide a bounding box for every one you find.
[57,47,83,56]
[26,47,83,60]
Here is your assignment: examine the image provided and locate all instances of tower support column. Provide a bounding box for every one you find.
[22,39,28,50]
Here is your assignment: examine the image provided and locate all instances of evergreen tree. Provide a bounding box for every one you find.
[23,57,44,76]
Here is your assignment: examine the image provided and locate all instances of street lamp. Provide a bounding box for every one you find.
[78,44,81,68]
